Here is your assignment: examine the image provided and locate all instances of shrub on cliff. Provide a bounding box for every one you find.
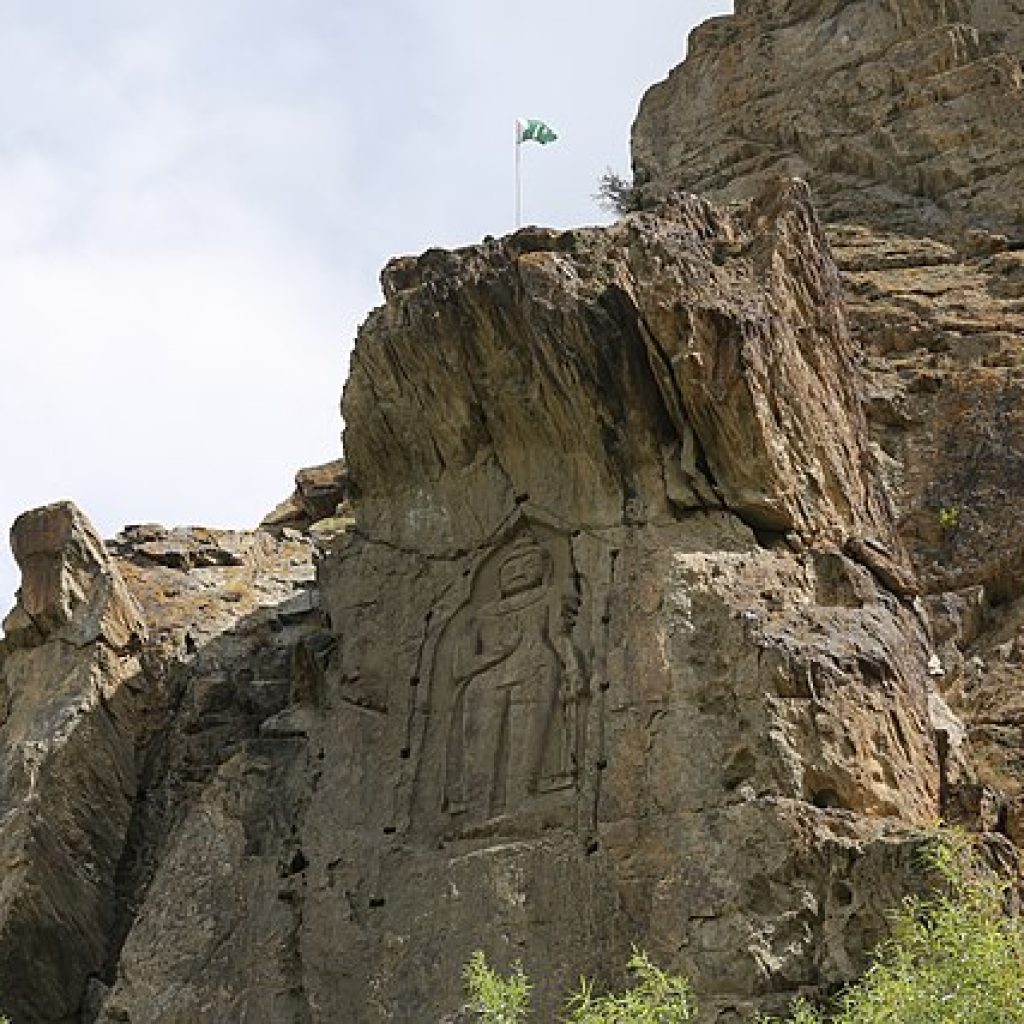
[464,948,695,1023]
[464,834,1023,1023]
[765,832,1024,1024]
[593,169,643,215]
[464,951,531,1024]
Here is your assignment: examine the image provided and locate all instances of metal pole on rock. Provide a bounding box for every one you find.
[514,118,523,230]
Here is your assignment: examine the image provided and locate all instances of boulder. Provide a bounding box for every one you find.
[261,458,350,534]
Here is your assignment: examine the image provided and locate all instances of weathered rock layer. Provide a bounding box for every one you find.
[633,0,1024,238]
[0,511,323,1023]
[633,0,1024,858]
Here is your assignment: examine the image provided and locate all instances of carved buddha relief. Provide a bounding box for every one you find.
[411,523,593,837]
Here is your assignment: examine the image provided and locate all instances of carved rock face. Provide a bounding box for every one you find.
[290,182,942,1021]
[5,6,1014,1020]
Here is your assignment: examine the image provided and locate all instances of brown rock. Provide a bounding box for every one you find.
[16,4,1024,1019]
[632,0,1024,239]
[0,512,322,1024]
[348,180,898,553]
[0,503,144,1023]
[5,501,144,650]
[28,181,940,1024]
[631,0,1024,879]
[298,182,938,1021]
[261,458,350,534]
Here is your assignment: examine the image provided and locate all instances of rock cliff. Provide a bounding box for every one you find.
[634,0,1024,851]
[1,2,1022,1022]
[0,509,323,1022]
[632,0,1024,238]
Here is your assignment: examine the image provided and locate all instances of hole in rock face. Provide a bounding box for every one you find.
[752,527,788,550]
[811,788,844,810]
[399,747,411,759]
[997,802,1009,836]
[723,746,756,789]
[832,881,854,907]
[280,849,308,877]
[369,896,386,908]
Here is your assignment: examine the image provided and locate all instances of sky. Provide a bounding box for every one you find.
[0,0,732,620]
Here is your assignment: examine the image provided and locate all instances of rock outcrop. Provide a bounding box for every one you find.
[1,181,952,1023]
[0,504,145,1024]
[301,180,945,1022]
[261,458,352,536]
[3,3,1024,1022]
[92,524,326,1023]
[0,512,323,1023]
[632,0,1024,239]
[634,0,1024,860]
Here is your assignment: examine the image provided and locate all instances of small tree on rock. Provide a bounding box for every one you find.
[594,169,642,215]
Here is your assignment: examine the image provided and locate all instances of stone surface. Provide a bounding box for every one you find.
[0,181,948,1024]
[633,0,1024,888]
[0,503,145,1024]
[0,187,952,1024]
[3,501,145,651]
[261,458,351,535]
[350,183,898,552]
[631,0,1024,611]
[304,183,942,1022]
[0,515,321,1024]
[93,525,324,1024]
[632,0,1024,239]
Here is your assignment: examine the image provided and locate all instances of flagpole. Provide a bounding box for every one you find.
[514,119,522,230]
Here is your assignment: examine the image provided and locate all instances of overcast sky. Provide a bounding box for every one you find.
[0,1,732,618]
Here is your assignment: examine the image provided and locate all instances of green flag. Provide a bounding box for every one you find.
[517,118,558,145]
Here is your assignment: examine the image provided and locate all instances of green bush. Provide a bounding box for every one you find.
[764,831,1024,1024]
[464,833,1023,1024]
[463,949,695,1024]
[593,169,643,215]
[463,950,532,1024]
[563,951,696,1024]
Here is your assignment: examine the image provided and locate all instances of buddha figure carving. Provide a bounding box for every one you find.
[442,531,580,826]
